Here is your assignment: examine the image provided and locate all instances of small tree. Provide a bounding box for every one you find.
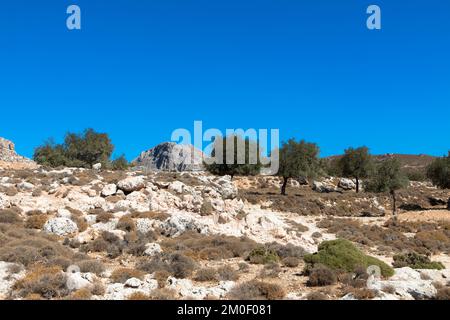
[366,158,409,223]
[111,155,129,171]
[34,128,116,169]
[338,146,373,193]
[426,152,450,209]
[277,139,321,195]
[205,135,262,179]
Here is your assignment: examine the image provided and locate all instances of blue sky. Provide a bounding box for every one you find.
[1,0,449,160]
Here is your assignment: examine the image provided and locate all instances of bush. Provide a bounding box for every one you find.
[228,280,285,300]
[303,239,394,278]
[434,287,450,300]
[247,247,279,265]
[77,260,105,275]
[306,292,329,300]
[110,268,145,284]
[33,129,118,169]
[116,216,136,232]
[136,252,198,279]
[392,252,445,270]
[307,264,337,287]
[217,265,239,281]
[282,257,300,268]
[13,265,68,299]
[427,153,450,189]
[194,268,217,282]
[110,155,129,171]
[25,215,48,229]
[0,209,22,224]
[96,212,114,223]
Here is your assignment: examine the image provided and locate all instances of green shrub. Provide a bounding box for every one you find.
[392,252,445,270]
[303,239,394,278]
[247,247,279,264]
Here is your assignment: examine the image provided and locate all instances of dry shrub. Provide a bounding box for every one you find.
[345,288,377,300]
[110,268,145,284]
[259,262,281,278]
[266,242,307,259]
[130,211,170,221]
[238,262,250,272]
[217,265,239,281]
[282,257,300,268]
[117,215,136,232]
[194,268,217,282]
[228,280,285,300]
[69,288,92,300]
[128,292,151,300]
[136,252,198,279]
[0,227,76,267]
[77,260,105,275]
[149,288,177,300]
[161,231,258,261]
[434,287,450,300]
[25,215,48,229]
[0,209,22,224]
[154,270,171,288]
[306,292,329,300]
[96,212,114,223]
[13,265,68,299]
[200,199,214,216]
[70,214,88,232]
[307,264,337,287]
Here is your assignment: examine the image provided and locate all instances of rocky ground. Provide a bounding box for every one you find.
[0,165,449,300]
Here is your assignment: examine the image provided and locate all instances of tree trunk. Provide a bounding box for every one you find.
[355,177,360,193]
[447,197,450,210]
[281,177,289,195]
[391,190,397,225]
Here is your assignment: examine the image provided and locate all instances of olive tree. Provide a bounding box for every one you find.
[205,135,262,179]
[426,152,450,209]
[338,146,373,193]
[366,158,409,223]
[277,139,321,195]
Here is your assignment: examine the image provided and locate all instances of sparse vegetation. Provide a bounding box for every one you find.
[338,146,373,193]
[228,280,285,300]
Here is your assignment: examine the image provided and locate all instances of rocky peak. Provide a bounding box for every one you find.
[133,142,205,172]
[0,137,35,166]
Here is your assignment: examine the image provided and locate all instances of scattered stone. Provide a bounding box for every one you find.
[43,217,79,236]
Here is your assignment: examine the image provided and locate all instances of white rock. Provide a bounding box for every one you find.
[17,181,34,191]
[312,181,336,193]
[214,176,238,200]
[56,208,72,218]
[92,163,102,170]
[125,278,142,288]
[43,217,78,236]
[0,193,10,209]
[144,243,162,256]
[66,271,94,291]
[117,176,146,193]
[168,181,185,194]
[338,178,356,190]
[161,215,208,237]
[0,262,25,298]
[136,218,154,234]
[101,184,117,197]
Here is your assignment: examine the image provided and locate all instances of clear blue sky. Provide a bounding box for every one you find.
[1,0,449,160]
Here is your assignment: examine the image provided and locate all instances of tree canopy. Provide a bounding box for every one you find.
[338,146,373,193]
[33,128,126,170]
[426,152,450,189]
[277,139,322,195]
[204,135,262,178]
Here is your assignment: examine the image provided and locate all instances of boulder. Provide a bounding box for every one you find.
[144,243,162,256]
[117,176,146,193]
[17,181,35,191]
[101,184,117,197]
[160,215,208,237]
[92,163,102,170]
[0,193,10,209]
[124,278,142,289]
[214,176,238,200]
[43,217,78,236]
[338,178,356,190]
[312,181,336,193]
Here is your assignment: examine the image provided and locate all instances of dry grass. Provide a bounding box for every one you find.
[110,268,145,284]
[228,280,285,300]
[25,215,48,229]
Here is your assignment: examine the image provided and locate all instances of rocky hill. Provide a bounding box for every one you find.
[133,142,205,172]
[0,137,36,169]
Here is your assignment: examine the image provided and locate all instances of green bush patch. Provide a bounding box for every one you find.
[392,252,445,270]
[304,239,394,278]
